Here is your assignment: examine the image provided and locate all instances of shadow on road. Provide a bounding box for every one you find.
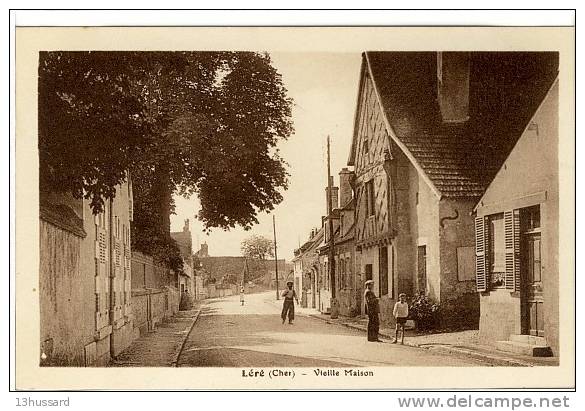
[177,302,367,367]
[178,347,354,367]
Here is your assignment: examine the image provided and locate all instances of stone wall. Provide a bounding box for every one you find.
[131,251,171,290]
[131,287,180,337]
[39,219,93,366]
[438,198,480,329]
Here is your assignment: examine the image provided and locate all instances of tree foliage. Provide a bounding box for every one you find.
[241,235,275,261]
[39,51,293,268]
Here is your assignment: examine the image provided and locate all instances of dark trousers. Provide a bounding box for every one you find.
[367,314,379,341]
[281,299,295,322]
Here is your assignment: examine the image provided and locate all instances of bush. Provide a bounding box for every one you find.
[409,292,440,331]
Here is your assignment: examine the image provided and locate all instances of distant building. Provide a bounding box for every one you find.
[319,169,358,316]
[194,243,291,288]
[293,227,324,309]
[171,219,195,295]
[194,241,209,258]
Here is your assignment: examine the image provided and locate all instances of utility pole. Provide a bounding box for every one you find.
[327,135,338,318]
[273,214,280,300]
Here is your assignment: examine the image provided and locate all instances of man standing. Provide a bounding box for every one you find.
[364,280,382,342]
[281,280,299,324]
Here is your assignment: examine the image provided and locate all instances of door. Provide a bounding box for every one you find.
[520,206,543,336]
[522,232,543,336]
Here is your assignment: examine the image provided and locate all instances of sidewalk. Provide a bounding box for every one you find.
[109,304,202,367]
[309,313,559,367]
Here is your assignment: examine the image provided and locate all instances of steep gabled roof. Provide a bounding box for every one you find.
[349,52,559,199]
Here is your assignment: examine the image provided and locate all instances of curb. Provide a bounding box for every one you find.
[425,345,534,367]
[308,314,535,367]
[171,306,203,367]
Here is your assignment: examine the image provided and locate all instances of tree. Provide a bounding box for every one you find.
[39,51,293,268]
[241,235,275,261]
[241,235,275,283]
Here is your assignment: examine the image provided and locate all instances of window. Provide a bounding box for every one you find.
[365,264,373,281]
[489,213,506,288]
[521,205,541,233]
[366,179,375,217]
[346,257,351,289]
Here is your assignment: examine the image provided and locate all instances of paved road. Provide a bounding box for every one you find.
[177,291,485,367]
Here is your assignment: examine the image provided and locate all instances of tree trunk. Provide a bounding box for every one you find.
[153,162,172,239]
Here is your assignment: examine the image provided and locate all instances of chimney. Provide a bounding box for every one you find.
[199,242,209,258]
[325,176,339,213]
[437,52,470,123]
[338,168,355,208]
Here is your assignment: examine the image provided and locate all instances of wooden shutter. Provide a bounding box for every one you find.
[112,218,124,324]
[127,176,134,222]
[504,210,521,291]
[475,216,488,292]
[95,214,109,331]
[123,225,132,317]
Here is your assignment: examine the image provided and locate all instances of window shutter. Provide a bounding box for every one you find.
[513,210,521,292]
[475,216,488,292]
[128,176,134,222]
[504,210,521,291]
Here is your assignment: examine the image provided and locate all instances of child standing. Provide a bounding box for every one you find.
[392,293,409,344]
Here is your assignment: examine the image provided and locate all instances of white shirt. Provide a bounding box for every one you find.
[393,301,409,318]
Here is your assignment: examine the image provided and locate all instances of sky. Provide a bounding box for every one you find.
[170,52,362,261]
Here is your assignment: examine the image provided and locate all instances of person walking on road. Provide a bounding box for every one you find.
[240,286,245,306]
[281,281,299,324]
[364,280,382,342]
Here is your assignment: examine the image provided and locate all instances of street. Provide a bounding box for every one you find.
[177,291,486,367]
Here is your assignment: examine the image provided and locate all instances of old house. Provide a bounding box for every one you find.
[171,219,195,295]
[318,170,358,316]
[40,178,135,366]
[293,227,324,309]
[474,77,559,356]
[348,51,558,329]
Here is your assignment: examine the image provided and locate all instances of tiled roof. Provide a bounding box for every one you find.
[40,201,87,238]
[364,52,558,198]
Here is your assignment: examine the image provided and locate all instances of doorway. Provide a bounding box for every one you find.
[520,206,543,336]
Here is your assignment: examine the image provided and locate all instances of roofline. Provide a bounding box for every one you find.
[348,54,367,166]
[473,75,560,213]
[364,51,442,200]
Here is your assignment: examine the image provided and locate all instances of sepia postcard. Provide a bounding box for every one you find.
[14,24,575,390]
